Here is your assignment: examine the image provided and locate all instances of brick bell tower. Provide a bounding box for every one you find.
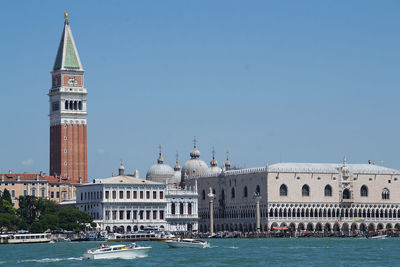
[49,12,88,183]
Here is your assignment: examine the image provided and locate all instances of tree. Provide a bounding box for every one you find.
[17,196,37,225]
[35,198,57,217]
[58,207,93,232]
[1,189,12,205]
[0,213,19,232]
[0,199,15,215]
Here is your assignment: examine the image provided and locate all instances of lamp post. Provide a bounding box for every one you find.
[208,187,216,234]
[253,192,262,233]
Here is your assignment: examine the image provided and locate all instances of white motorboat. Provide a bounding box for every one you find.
[370,235,388,239]
[83,244,151,260]
[166,238,210,248]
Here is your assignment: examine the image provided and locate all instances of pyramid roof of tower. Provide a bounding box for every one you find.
[53,21,83,71]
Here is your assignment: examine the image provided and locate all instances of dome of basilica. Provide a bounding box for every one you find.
[181,140,208,180]
[146,149,174,184]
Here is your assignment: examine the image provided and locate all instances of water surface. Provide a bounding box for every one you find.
[1,238,398,266]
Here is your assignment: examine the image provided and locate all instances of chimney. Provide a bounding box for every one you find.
[36,175,39,181]
[1,175,4,182]
[17,175,20,181]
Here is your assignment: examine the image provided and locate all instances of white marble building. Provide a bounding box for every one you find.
[76,156,199,233]
[76,168,167,232]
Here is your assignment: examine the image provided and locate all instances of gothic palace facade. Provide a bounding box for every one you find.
[185,158,400,234]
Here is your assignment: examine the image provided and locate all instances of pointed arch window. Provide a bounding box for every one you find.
[324,185,332,197]
[382,188,390,200]
[231,188,235,199]
[280,184,288,196]
[343,189,350,199]
[65,100,68,110]
[243,186,248,198]
[360,185,368,197]
[171,203,176,215]
[302,184,310,197]
[188,203,192,215]
[202,190,205,200]
[256,185,260,194]
[220,190,225,200]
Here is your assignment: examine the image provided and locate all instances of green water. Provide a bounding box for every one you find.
[0,238,398,266]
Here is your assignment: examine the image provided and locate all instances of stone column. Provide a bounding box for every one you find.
[253,192,262,232]
[208,187,216,234]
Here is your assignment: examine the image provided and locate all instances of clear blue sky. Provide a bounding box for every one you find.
[0,0,399,180]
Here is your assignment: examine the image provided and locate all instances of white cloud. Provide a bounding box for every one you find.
[22,159,34,166]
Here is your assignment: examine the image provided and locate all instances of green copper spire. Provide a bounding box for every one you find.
[53,13,83,71]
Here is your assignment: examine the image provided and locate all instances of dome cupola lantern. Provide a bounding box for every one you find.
[118,159,125,176]
[210,148,218,167]
[224,150,231,170]
[174,152,181,171]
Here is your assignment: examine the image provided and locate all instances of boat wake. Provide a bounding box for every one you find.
[18,257,83,263]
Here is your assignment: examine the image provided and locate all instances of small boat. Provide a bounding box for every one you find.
[83,244,151,260]
[0,233,51,244]
[370,235,388,239]
[57,237,71,242]
[107,232,173,242]
[166,238,210,248]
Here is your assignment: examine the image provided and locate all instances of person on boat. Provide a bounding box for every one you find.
[131,242,136,248]
[100,243,105,248]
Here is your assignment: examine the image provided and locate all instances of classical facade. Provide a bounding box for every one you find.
[165,184,198,231]
[187,159,400,234]
[49,13,88,183]
[76,168,167,232]
[77,163,198,232]
[0,172,77,208]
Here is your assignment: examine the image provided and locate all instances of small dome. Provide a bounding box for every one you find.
[190,147,201,159]
[170,170,181,185]
[207,165,222,175]
[224,159,231,169]
[174,162,181,171]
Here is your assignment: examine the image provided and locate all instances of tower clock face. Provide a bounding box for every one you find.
[68,76,78,86]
